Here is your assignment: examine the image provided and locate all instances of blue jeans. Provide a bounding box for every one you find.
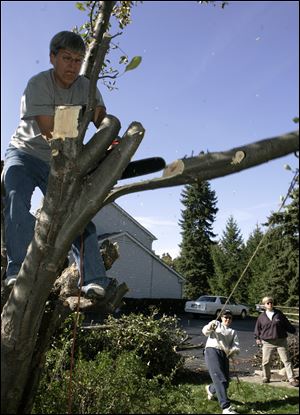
[3,145,108,287]
[204,347,231,410]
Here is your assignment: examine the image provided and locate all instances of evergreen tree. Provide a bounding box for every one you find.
[160,253,174,268]
[176,181,218,299]
[259,174,299,305]
[244,225,269,305]
[210,216,247,302]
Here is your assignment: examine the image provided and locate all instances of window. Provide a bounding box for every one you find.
[198,296,216,302]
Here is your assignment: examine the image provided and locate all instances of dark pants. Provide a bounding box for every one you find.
[204,347,231,410]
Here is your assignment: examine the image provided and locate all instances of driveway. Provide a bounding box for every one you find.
[175,314,299,388]
[176,314,260,374]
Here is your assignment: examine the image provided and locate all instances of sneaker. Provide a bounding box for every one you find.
[262,378,270,383]
[222,406,238,414]
[205,385,216,401]
[289,380,299,387]
[5,275,17,287]
[81,283,106,300]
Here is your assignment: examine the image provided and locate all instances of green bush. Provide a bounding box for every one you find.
[76,309,186,377]
[33,351,194,414]
[32,309,189,413]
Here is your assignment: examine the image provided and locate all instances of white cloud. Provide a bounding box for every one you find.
[135,216,177,228]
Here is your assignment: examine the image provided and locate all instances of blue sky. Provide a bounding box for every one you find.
[1,1,299,258]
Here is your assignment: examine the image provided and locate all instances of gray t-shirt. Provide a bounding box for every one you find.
[10,69,105,163]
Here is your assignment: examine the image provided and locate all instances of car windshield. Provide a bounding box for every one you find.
[197,296,216,302]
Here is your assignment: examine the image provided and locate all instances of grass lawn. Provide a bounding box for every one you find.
[180,381,299,414]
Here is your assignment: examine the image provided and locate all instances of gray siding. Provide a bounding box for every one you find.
[90,202,185,299]
[93,203,155,250]
[151,260,183,298]
[106,233,183,299]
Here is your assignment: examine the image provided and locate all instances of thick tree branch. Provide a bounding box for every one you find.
[80,1,116,78]
[78,33,113,141]
[104,130,299,204]
[78,1,116,141]
[78,114,121,175]
[53,122,145,254]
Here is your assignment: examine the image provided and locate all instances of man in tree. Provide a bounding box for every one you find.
[2,31,113,299]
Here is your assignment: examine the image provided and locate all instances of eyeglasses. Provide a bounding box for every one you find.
[56,50,84,65]
[61,54,83,65]
[266,302,273,305]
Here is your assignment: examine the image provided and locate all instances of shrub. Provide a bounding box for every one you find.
[76,308,186,376]
[32,309,189,413]
[33,351,194,414]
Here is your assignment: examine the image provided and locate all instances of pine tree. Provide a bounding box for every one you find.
[244,225,269,305]
[210,216,246,302]
[260,174,299,305]
[160,253,174,268]
[176,181,218,299]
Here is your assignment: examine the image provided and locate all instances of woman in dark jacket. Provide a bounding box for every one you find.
[254,296,298,387]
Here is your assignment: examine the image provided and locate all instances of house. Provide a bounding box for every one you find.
[93,203,185,299]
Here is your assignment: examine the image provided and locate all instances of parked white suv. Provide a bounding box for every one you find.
[184,295,249,319]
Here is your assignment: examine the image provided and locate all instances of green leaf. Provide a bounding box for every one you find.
[292,116,299,124]
[76,2,86,11]
[125,56,142,72]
